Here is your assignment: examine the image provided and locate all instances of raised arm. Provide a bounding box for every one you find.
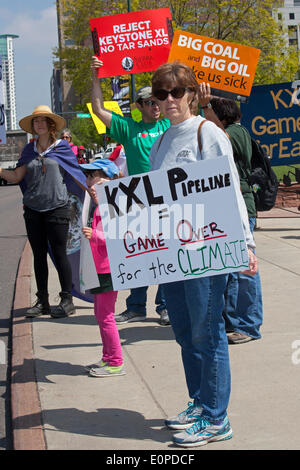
[0,165,27,184]
[91,56,113,129]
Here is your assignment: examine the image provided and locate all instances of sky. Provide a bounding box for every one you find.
[0,0,58,123]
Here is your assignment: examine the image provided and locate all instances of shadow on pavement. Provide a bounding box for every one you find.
[118,325,175,345]
[12,407,171,444]
[12,358,87,384]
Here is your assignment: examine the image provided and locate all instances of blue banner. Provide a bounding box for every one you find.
[241,81,300,167]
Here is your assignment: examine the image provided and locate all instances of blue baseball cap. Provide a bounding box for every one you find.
[80,159,119,178]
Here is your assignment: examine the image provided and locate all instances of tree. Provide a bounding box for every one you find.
[55,0,299,105]
[69,116,106,152]
[143,0,299,84]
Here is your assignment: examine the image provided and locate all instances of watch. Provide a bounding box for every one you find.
[202,103,212,109]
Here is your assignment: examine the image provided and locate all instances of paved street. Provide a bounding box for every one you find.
[0,186,26,450]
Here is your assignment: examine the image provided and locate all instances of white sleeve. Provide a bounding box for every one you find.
[149,137,160,170]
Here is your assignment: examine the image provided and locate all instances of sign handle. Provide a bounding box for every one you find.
[166,17,174,43]
[91,27,100,56]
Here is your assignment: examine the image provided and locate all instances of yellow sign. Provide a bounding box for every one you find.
[86,101,123,134]
[130,105,142,122]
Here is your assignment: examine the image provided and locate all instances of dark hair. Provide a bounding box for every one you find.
[210,98,241,126]
[152,61,199,115]
[83,168,122,179]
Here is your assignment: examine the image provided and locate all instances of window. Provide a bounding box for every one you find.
[288,25,298,46]
[289,13,295,20]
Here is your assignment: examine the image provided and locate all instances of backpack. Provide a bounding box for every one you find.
[247,138,279,211]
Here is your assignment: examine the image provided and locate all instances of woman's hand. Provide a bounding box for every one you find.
[241,249,258,276]
[82,226,93,240]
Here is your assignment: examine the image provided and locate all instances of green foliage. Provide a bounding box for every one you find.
[56,0,299,90]
[272,164,300,185]
[69,116,105,151]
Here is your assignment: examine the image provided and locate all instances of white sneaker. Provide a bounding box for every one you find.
[89,364,126,377]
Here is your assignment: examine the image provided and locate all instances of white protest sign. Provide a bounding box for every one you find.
[96,156,249,291]
[79,192,100,292]
[0,57,6,145]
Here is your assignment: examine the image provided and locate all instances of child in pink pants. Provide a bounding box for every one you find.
[81,159,125,377]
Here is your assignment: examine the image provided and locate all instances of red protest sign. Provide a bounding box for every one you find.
[90,9,173,78]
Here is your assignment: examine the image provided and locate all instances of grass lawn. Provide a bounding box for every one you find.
[272,164,300,185]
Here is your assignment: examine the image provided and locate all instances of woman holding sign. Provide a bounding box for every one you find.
[149,61,257,448]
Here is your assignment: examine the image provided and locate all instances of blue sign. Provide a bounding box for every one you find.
[241,81,300,166]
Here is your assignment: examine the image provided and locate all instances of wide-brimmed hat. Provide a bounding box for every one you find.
[19,105,66,134]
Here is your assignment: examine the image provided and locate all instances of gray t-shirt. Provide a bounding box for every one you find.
[23,155,68,212]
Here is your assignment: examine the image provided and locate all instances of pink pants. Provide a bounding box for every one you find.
[94,291,123,367]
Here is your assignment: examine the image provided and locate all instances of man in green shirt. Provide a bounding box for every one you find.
[91,56,170,326]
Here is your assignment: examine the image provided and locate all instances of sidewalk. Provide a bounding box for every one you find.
[11,217,300,450]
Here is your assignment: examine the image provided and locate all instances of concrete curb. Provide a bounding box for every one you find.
[10,240,46,450]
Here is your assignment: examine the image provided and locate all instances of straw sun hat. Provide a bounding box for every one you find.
[19,105,66,134]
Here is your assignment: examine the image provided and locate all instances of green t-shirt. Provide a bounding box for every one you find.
[108,113,170,175]
[226,123,256,217]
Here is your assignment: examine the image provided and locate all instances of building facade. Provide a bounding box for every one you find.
[51,0,80,117]
[0,129,28,166]
[0,34,18,130]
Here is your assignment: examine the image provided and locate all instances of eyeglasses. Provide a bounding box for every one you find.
[153,87,187,101]
[61,135,71,139]
[143,99,159,107]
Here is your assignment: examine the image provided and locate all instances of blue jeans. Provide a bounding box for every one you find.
[223,217,263,339]
[126,284,166,316]
[163,275,230,421]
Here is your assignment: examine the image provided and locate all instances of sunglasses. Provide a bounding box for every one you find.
[61,135,71,139]
[153,87,187,101]
[143,99,159,107]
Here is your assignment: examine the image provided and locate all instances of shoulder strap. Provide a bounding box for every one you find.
[156,130,167,152]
